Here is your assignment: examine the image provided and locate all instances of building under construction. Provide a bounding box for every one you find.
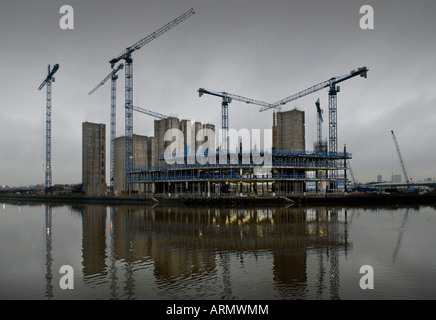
[80,8,366,199]
[109,109,351,196]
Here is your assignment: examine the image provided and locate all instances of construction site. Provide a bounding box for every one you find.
[38,8,373,200]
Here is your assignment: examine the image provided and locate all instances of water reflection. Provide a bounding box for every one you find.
[392,208,409,263]
[50,204,351,299]
[81,205,107,276]
[44,205,53,299]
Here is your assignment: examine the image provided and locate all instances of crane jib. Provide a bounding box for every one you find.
[109,8,195,68]
[38,64,59,90]
[259,66,369,111]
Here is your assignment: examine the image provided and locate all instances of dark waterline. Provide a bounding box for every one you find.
[1,201,436,300]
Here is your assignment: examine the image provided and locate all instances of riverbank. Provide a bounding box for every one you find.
[2,191,436,207]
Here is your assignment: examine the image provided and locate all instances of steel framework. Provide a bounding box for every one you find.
[89,63,124,191]
[109,8,195,191]
[38,64,59,193]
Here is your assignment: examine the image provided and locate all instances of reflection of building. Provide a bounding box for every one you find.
[77,204,350,299]
[82,122,106,196]
[82,205,107,276]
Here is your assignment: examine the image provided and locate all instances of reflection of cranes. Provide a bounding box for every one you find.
[313,207,347,299]
[327,208,340,300]
[392,208,409,263]
[219,251,233,299]
[109,207,118,299]
[44,205,53,299]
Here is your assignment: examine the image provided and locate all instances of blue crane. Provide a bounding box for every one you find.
[89,63,124,192]
[198,88,277,153]
[260,67,369,155]
[133,106,168,120]
[38,64,59,193]
[259,67,368,191]
[109,8,195,191]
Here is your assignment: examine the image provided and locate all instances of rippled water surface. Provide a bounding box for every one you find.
[1,202,436,300]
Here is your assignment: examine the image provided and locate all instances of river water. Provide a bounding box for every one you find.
[0,201,435,300]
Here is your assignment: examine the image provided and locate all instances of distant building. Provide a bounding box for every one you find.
[82,122,106,196]
[377,175,382,183]
[392,174,402,183]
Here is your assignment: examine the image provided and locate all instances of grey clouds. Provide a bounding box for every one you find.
[0,0,435,186]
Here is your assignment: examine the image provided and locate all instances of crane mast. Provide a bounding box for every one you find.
[38,64,59,193]
[259,66,368,154]
[198,88,277,153]
[391,130,410,185]
[259,66,368,191]
[347,160,357,188]
[315,98,324,153]
[109,8,195,191]
[89,63,124,192]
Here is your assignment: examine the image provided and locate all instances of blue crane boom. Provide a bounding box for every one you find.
[133,106,168,120]
[198,88,278,152]
[258,66,368,191]
[260,67,369,112]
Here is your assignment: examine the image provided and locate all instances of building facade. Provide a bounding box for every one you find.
[273,109,305,152]
[82,122,106,196]
[114,135,156,193]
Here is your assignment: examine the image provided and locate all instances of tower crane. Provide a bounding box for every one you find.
[38,64,59,193]
[198,88,277,152]
[347,160,357,189]
[88,63,124,192]
[259,66,368,191]
[315,98,324,153]
[391,130,411,186]
[260,67,369,155]
[133,106,168,120]
[109,8,195,190]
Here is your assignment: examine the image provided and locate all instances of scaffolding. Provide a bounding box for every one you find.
[126,150,351,195]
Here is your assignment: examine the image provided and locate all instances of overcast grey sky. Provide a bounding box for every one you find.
[0,0,435,186]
